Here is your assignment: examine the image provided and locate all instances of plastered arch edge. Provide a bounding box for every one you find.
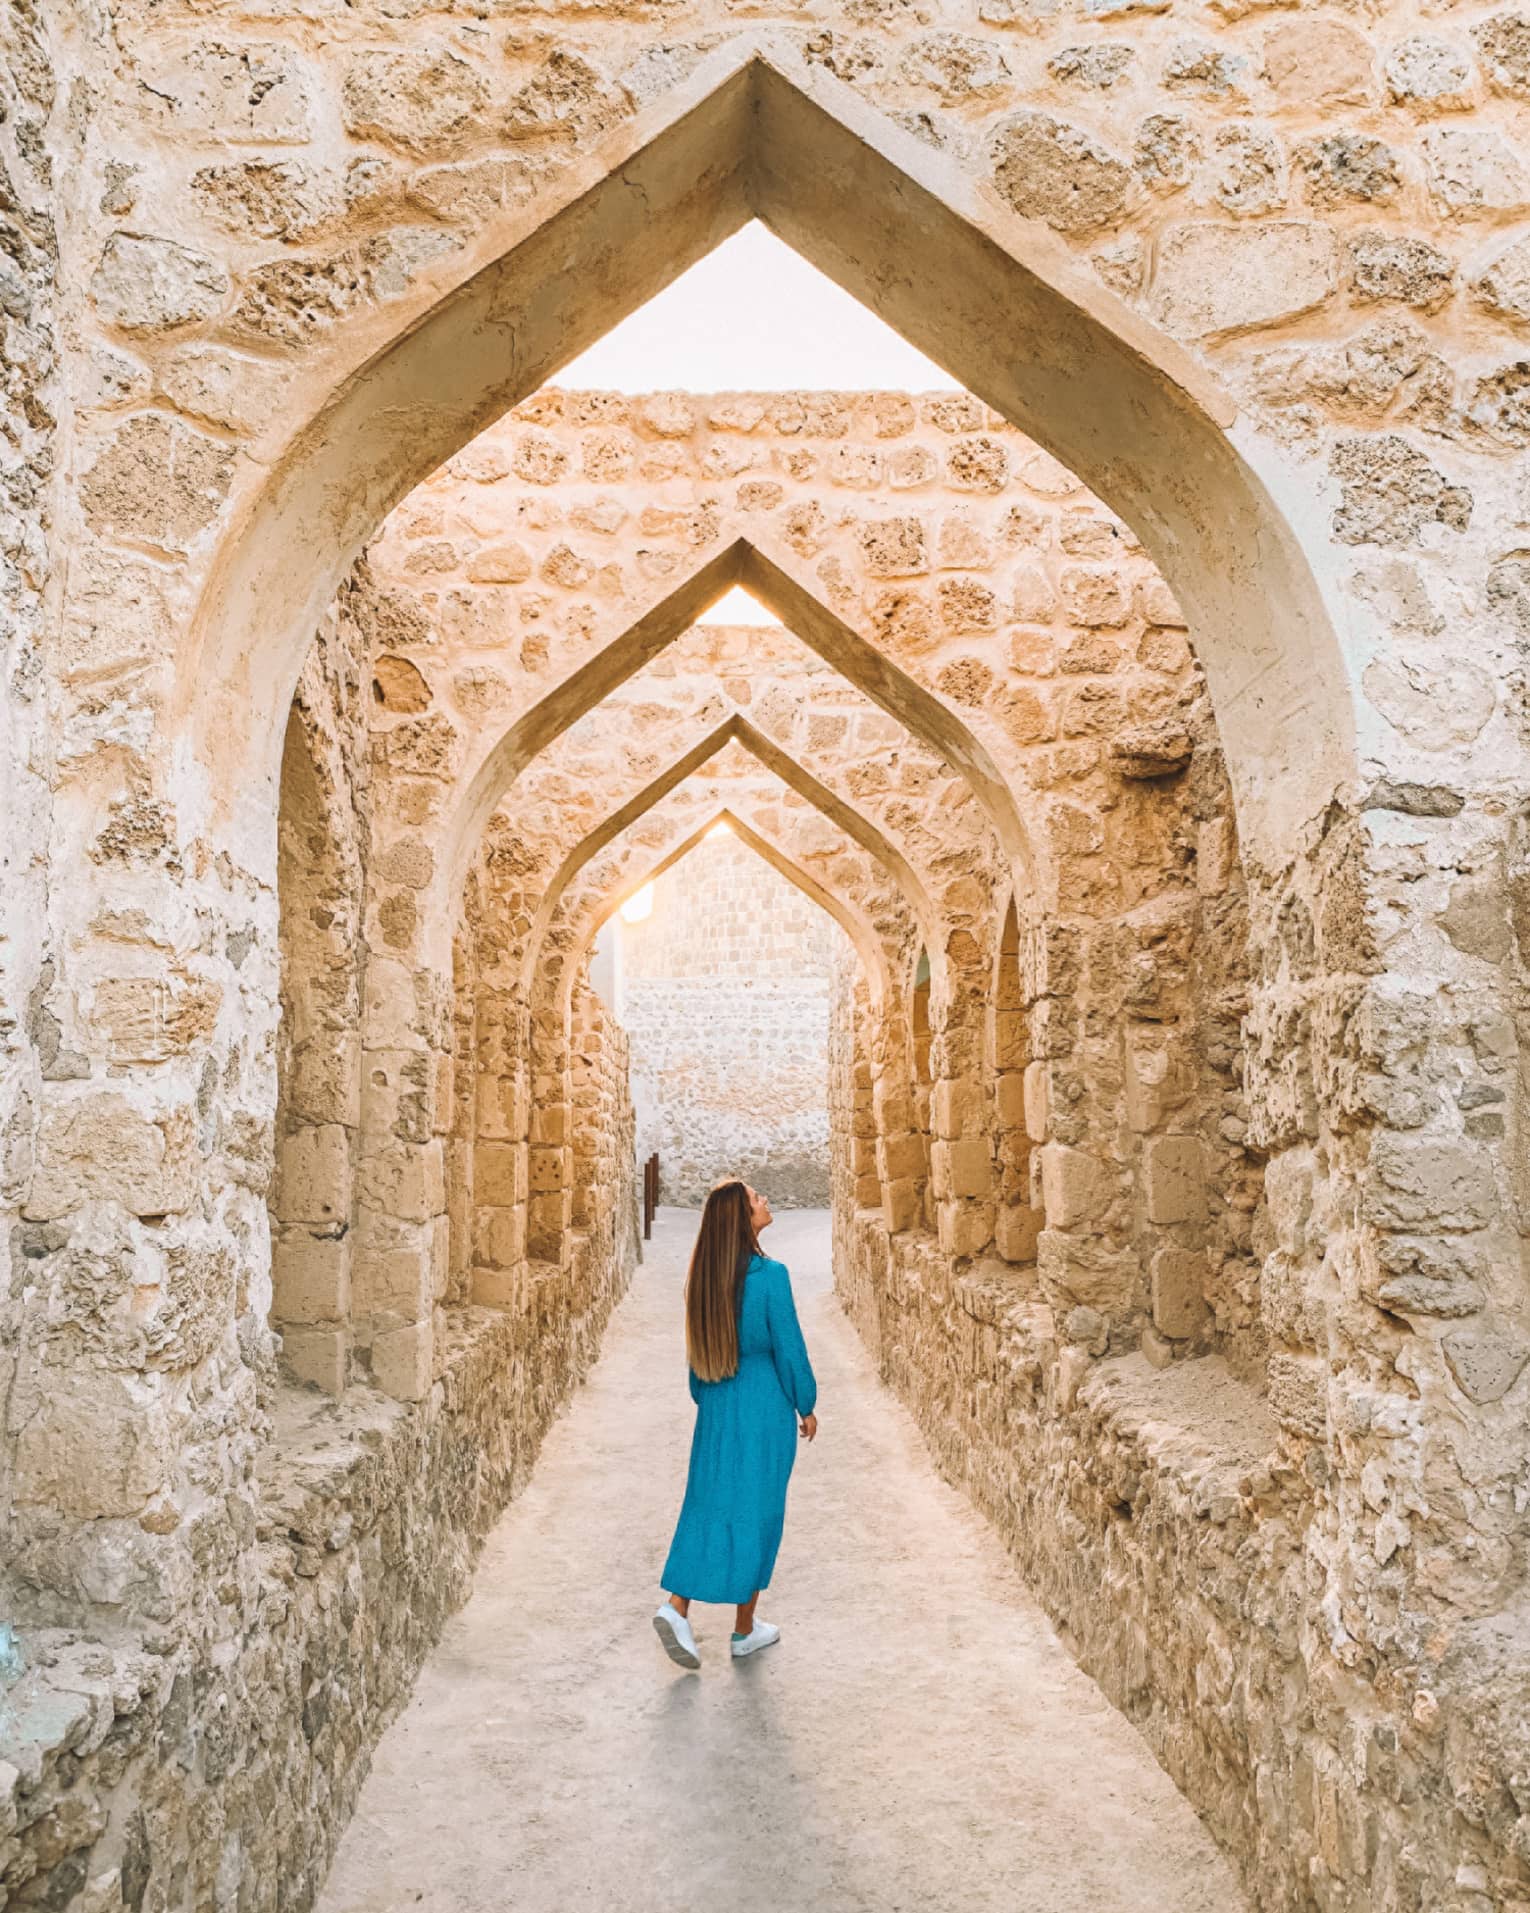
[185,36,1357,884]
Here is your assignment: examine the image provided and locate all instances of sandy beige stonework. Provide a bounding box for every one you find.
[1,2,1529,1908]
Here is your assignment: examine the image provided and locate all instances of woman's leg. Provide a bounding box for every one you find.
[663,1592,690,1617]
[734,1592,759,1636]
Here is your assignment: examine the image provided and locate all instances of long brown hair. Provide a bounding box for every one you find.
[685,1180,761,1382]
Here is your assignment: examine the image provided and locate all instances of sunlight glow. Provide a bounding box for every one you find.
[697,585,777,627]
[554,224,961,394]
[706,819,734,839]
[619,883,655,925]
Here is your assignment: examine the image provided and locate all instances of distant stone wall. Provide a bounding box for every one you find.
[621,832,835,1207]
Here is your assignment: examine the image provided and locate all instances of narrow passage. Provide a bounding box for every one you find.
[320,1210,1244,1913]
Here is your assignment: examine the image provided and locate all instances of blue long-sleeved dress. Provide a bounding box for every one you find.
[661,1253,818,1604]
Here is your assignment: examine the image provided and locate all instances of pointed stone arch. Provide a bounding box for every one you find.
[562,805,891,1009]
[439,529,1027,945]
[511,712,939,998]
[189,35,1354,879]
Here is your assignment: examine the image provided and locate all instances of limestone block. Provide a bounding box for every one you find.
[476,1202,526,1269]
[25,1092,196,1221]
[1038,1229,1136,1313]
[362,1138,445,1224]
[359,1233,433,1319]
[271,1225,349,1323]
[11,1366,173,1516]
[133,41,315,142]
[932,1077,983,1140]
[1055,1344,1093,1412]
[472,1261,524,1310]
[995,1070,1027,1129]
[990,110,1131,235]
[371,1319,431,1402]
[1140,1326,1175,1370]
[530,1102,568,1147]
[933,1137,991,1200]
[1123,1037,1192,1134]
[527,1190,569,1257]
[365,958,425,1049]
[1022,1061,1050,1144]
[855,1172,883,1209]
[273,1123,349,1223]
[856,515,927,576]
[1153,222,1339,337]
[938,1198,994,1258]
[1265,1351,1327,1439]
[288,1039,360,1130]
[995,1200,1042,1265]
[1438,867,1513,962]
[1143,1136,1207,1226]
[1264,19,1373,104]
[432,1050,455,1133]
[1472,231,1530,323]
[1442,1322,1529,1404]
[1039,1142,1111,1227]
[992,1006,1028,1071]
[342,46,489,156]
[885,1177,923,1234]
[881,1131,928,1182]
[474,1142,523,1208]
[80,414,235,551]
[1151,1246,1208,1339]
[1365,1135,1498,1231]
[93,233,229,340]
[279,1324,348,1396]
[428,1214,451,1302]
[1421,126,1530,218]
[528,1146,565,1195]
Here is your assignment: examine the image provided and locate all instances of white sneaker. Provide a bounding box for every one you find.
[730,1621,781,1659]
[653,1603,700,1669]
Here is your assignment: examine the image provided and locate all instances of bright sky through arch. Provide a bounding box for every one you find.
[697,585,777,627]
[555,223,962,394]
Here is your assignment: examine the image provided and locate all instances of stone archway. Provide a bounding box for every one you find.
[186,37,1355,883]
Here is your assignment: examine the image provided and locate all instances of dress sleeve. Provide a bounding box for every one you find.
[764,1260,817,1417]
[688,1366,701,1405]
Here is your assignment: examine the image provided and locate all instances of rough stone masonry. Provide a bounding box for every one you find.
[1,0,1530,1908]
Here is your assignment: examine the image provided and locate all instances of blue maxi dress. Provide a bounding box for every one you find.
[661,1253,818,1604]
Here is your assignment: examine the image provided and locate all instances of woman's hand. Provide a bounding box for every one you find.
[799,1413,818,1441]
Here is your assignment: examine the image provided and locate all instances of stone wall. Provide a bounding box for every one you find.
[0,980,637,1911]
[620,830,836,1207]
[829,944,1530,1913]
[10,0,1530,1898]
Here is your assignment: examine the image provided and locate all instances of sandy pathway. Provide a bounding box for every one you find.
[319,1208,1244,1913]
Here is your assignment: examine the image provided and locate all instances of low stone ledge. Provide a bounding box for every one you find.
[837,1205,1530,1908]
[1,1239,634,1912]
[1078,1350,1280,1502]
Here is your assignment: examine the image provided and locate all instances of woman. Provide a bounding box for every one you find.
[654,1179,818,1667]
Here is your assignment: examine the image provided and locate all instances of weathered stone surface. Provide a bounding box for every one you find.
[1422,126,1530,217]
[1366,1134,1498,1230]
[1330,435,1472,546]
[990,111,1132,234]
[1264,20,1372,104]
[1346,230,1457,311]
[1443,1322,1529,1403]
[80,415,234,550]
[90,234,227,333]
[1471,233,1530,325]
[1153,222,1338,337]
[342,47,490,156]
[12,0,1530,1903]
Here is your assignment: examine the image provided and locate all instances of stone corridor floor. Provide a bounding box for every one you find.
[318,1209,1245,1913]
